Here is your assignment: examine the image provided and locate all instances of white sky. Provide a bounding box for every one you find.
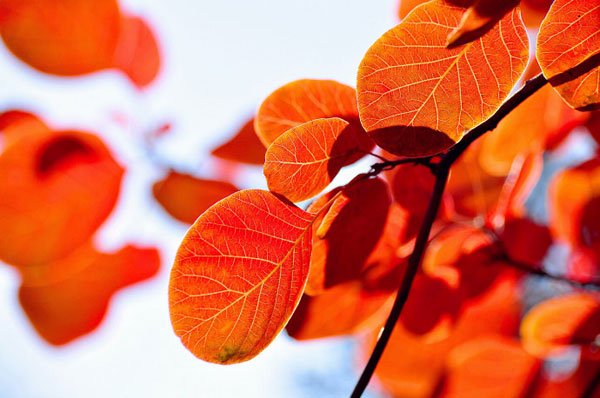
[0,1,399,397]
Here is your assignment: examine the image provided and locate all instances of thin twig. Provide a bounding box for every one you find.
[350,72,549,397]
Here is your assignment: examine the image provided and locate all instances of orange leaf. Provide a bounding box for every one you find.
[439,336,540,398]
[210,118,266,165]
[113,15,161,88]
[152,171,239,225]
[0,129,123,266]
[264,118,371,202]
[19,243,160,345]
[500,217,553,266]
[304,177,391,295]
[169,189,316,364]
[0,0,121,76]
[357,0,528,157]
[254,79,361,147]
[521,293,600,358]
[537,0,600,110]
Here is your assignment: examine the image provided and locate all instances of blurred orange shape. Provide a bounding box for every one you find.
[19,243,160,345]
[264,118,372,202]
[113,15,161,88]
[0,0,121,76]
[0,128,123,266]
[210,118,266,165]
[305,177,390,295]
[152,171,239,225]
[357,0,528,157]
[439,336,540,398]
[521,293,600,359]
[254,79,361,147]
[537,0,600,111]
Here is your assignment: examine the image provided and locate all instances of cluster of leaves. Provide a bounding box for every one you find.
[0,0,162,345]
[166,0,600,397]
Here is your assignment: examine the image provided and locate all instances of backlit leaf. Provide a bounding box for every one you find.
[152,171,239,225]
[521,293,600,358]
[537,0,600,110]
[19,243,160,345]
[169,189,316,364]
[304,177,391,295]
[264,118,372,203]
[357,0,528,157]
[210,118,266,165]
[254,79,360,147]
[0,128,123,266]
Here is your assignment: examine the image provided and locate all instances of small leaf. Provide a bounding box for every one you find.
[537,0,600,110]
[521,293,600,358]
[19,243,160,345]
[255,79,361,147]
[0,129,123,266]
[113,15,161,88]
[211,118,266,165]
[357,0,529,157]
[500,218,553,266]
[264,118,371,202]
[152,171,239,225]
[169,189,315,364]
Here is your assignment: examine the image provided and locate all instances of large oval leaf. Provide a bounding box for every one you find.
[537,0,600,110]
[357,0,528,157]
[169,189,315,364]
[254,79,360,147]
[264,118,371,202]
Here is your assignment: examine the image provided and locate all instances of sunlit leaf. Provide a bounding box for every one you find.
[254,79,361,147]
[357,0,528,157]
[304,177,391,295]
[169,189,316,364]
[210,118,266,165]
[19,243,160,345]
[537,0,600,110]
[521,293,600,358]
[439,336,540,398]
[0,129,123,266]
[264,118,372,203]
[152,171,239,225]
[113,15,161,88]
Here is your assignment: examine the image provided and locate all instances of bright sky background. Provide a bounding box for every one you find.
[0,1,400,397]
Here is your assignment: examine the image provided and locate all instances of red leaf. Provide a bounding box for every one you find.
[537,0,600,110]
[357,0,528,157]
[0,129,123,266]
[169,190,316,364]
[500,217,553,266]
[19,243,160,345]
[210,118,266,165]
[264,118,372,202]
[304,177,391,295]
[152,171,239,225]
[255,79,361,147]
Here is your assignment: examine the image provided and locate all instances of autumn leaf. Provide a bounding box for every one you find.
[264,118,372,203]
[500,217,552,266]
[113,15,161,88]
[152,171,239,225]
[439,336,540,398]
[254,79,361,147]
[357,0,529,157]
[169,189,317,364]
[211,118,266,165]
[304,177,391,295]
[521,293,600,359]
[19,243,160,345]
[537,0,600,111]
[0,128,123,266]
